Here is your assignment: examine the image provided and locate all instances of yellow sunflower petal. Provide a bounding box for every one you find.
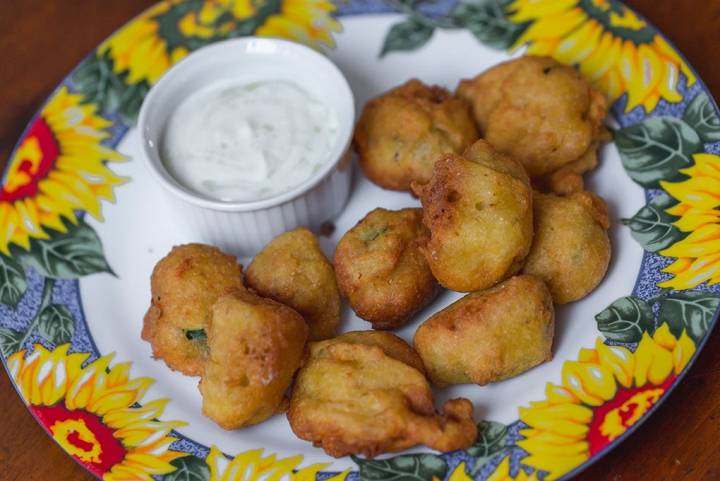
[508,0,581,22]
[323,469,351,481]
[518,435,588,456]
[661,178,720,211]
[448,463,473,481]
[545,383,579,404]
[519,403,590,439]
[562,360,617,406]
[580,31,623,80]
[661,224,720,258]
[654,35,696,86]
[11,343,186,480]
[672,330,697,372]
[554,19,604,65]
[634,331,674,386]
[652,323,678,351]
[512,8,587,52]
[114,420,185,447]
[596,340,635,388]
[672,208,720,232]
[631,44,664,109]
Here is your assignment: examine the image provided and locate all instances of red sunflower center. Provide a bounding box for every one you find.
[32,404,127,477]
[588,375,675,454]
[1,116,59,202]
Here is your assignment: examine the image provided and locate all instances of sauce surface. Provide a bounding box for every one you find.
[162,79,338,202]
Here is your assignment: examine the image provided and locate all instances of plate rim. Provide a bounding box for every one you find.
[1,1,719,480]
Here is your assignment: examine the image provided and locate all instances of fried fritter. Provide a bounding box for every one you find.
[333,208,440,329]
[200,288,308,429]
[522,191,611,304]
[288,331,476,457]
[457,55,607,177]
[412,140,533,292]
[354,79,478,191]
[414,275,554,386]
[246,228,340,341]
[314,330,426,375]
[142,244,244,376]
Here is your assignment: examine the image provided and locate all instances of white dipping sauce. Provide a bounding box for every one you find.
[162,79,339,202]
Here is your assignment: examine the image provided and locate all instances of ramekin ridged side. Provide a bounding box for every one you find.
[165,163,350,255]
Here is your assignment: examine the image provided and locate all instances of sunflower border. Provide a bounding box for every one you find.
[1,1,720,481]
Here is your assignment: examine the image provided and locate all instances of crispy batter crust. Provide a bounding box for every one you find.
[414,275,555,385]
[288,332,476,457]
[334,208,440,329]
[522,191,611,304]
[200,288,308,429]
[457,55,607,177]
[246,228,341,341]
[412,140,533,292]
[141,244,244,376]
[311,330,426,375]
[355,79,478,191]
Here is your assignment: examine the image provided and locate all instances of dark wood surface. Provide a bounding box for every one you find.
[1,1,719,480]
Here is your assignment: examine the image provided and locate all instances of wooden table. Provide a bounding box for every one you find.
[1,1,719,480]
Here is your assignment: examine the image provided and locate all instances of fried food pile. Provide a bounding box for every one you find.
[351,55,612,385]
[143,235,477,455]
[141,54,615,460]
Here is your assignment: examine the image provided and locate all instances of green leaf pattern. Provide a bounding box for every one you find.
[466,421,509,475]
[595,296,655,343]
[452,0,527,49]
[354,454,448,481]
[72,51,150,125]
[0,254,27,308]
[658,292,720,343]
[622,193,687,252]
[0,327,24,357]
[615,117,702,188]
[683,92,720,143]
[380,0,525,56]
[13,218,113,280]
[37,304,75,345]
[163,456,211,481]
[381,19,435,56]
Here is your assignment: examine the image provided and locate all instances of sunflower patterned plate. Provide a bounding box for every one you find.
[2,1,720,480]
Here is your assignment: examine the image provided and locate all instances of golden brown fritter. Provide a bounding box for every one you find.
[522,191,611,304]
[333,208,440,329]
[354,79,478,191]
[288,331,476,458]
[200,288,307,429]
[414,275,554,386]
[457,56,607,177]
[141,244,244,376]
[313,330,426,375]
[246,228,341,341]
[412,140,533,292]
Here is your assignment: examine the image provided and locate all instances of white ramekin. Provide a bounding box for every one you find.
[138,37,355,255]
